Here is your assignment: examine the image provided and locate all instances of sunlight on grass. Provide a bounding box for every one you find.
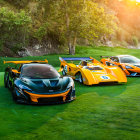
[0,71,140,140]
[0,46,140,140]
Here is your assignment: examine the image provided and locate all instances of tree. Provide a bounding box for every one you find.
[46,0,117,55]
[0,7,32,52]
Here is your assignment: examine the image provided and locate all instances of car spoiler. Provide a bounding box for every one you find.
[59,57,93,61]
[3,59,48,64]
[100,56,112,58]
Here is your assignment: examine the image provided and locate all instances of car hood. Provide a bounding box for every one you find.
[124,63,140,68]
[133,63,140,68]
[16,77,71,94]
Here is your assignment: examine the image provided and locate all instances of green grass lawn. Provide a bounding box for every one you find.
[0,46,140,140]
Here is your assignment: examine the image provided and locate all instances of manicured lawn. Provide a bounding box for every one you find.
[0,46,140,140]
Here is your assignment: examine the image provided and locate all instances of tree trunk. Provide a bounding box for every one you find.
[64,0,73,55]
[69,36,77,55]
[70,45,75,55]
[68,41,72,55]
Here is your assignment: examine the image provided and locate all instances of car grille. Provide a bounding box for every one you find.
[50,80,59,87]
[38,97,63,104]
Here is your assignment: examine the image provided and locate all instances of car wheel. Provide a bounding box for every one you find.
[62,69,66,76]
[12,87,18,102]
[75,72,83,83]
[7,73,14,90]
[4,72,9,88]
[7,73,11,89]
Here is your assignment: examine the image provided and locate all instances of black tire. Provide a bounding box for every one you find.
[4,72,9,88]
[66,89,72,100]
[12,87,30,104]
[62,68,66,76]
[75,72,83,83]
[7,73,11,89]
[12,88,18,102]
[7,73,14,90]
[7,75,11,89]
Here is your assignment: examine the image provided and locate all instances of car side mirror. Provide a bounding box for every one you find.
[12,69,20,77]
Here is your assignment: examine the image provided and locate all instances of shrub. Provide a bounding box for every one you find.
[0,7,32,52]
[5,0,29,8]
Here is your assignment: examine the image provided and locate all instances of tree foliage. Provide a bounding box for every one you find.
[107,0,140,44]
[5,0,29,8]
[0,7,31,52]
[1,0,140,56]
[46,0,117,54]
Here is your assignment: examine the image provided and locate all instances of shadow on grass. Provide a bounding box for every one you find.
[0,72,69,138]
[75,81,127,97]
[75,76,140,98]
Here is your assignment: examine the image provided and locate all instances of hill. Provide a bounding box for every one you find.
[1,0,140,56]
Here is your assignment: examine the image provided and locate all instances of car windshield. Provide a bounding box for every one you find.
[21,64,60,79]
[120,56,140,63]
[83,66,103,70]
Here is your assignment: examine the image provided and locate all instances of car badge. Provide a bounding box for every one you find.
[49,90,54,92]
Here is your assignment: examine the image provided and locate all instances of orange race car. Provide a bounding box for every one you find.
[100,55,140,76]
[59,57,127,85]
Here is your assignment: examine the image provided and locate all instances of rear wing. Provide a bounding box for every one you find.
[4,59,48,64]
[59,56,101,66]
[59,57,93,61]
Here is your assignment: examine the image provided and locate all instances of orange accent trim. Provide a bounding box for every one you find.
[63,96,67,102]
[11,69,20,74]
[24,89,71,103]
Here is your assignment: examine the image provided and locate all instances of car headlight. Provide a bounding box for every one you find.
[125,65,133,69]
[17,84,32,94]
[16,87,24,95]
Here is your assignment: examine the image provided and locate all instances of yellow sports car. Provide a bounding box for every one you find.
[59,57,127,85]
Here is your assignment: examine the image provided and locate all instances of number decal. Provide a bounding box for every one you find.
[101,76,110,80]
